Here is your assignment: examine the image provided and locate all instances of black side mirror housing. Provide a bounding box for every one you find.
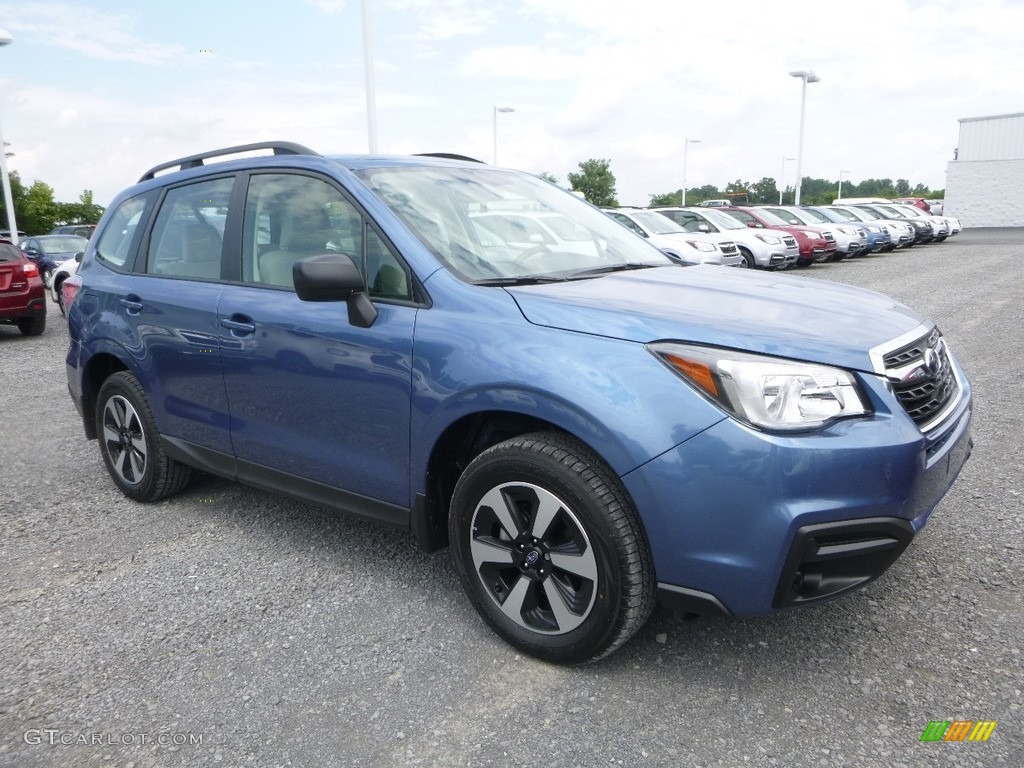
[292,253,377,328]
[74,251,84,263]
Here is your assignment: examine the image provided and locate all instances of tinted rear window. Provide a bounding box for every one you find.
[0,243,21,262]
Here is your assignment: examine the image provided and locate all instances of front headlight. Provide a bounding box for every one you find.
[755,234,782,245]
[686,240,717,252]
[648,342,871,431]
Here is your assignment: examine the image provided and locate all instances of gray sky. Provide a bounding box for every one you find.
[1,0,1021,209]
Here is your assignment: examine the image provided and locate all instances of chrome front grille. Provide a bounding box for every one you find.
[719,242,738,255]
[782,236,797,248]
[881,328,960,431]
[823,232,835,243]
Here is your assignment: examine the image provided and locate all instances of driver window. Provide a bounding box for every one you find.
[242,173,411,300]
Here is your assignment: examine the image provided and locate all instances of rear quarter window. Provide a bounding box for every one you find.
[95,193,155,269]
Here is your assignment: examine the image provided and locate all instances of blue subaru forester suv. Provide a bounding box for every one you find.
[65,143,973,663]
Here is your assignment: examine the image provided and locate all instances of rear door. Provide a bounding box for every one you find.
[103,176,236,455]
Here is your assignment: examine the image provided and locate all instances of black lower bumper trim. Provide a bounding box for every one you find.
[773,517,915,609]
[657,583,732,617]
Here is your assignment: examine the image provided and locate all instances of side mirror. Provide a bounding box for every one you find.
[25,247,39,256]
[293,253,378,328]
[696,224,710,233]
[74,251,84,263]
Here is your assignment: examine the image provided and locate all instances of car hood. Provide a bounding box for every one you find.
[506,266,926,372]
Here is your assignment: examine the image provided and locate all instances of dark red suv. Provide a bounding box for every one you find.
[0,240,47,336]
[719,207,836,266]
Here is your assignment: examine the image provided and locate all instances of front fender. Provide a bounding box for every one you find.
[409,301,727,495]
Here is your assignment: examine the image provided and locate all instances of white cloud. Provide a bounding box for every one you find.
[2,2,188,64]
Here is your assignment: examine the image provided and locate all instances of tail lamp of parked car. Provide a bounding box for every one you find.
[61,275,82,309]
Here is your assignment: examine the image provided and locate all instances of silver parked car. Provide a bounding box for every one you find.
[603,208,746,268]
[652,206,800,269]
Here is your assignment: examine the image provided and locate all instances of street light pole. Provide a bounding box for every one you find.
[361,0,378,153]
[837,169,851,201]
[789,70,820,205]
[779,156,795,204]
[493,105,514,165]
[0,27,18,244]
[681,138,701,206]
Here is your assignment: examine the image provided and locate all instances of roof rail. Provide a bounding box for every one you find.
[413,152,485,163]
[138,141,319,182]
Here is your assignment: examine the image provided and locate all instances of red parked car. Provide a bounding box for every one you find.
[893,197,931,213]
[0,239,47,336]
[719,207,836,267]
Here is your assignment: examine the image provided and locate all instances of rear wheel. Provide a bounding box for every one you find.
[95,372,192,502]
[450,432,654,664]
[16,315,46,336]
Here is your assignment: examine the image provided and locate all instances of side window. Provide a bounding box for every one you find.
[728,211,755,226]
[146,178,232,280]
[242,173,412,301]
[95,193,153,269]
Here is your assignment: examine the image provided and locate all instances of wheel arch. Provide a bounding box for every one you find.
[79,350,131,439]
[412,405,638,554]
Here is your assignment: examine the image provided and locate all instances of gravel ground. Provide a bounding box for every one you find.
[1,229,1021,767]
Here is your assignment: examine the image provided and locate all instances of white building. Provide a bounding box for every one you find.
[945,112,1024,228]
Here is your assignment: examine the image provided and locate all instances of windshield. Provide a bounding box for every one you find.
[631,210,685,234]
[748,208,789,227]
[827,207,861,222]
[844,207,879,222]
[762,207,806,225]
[356,166,672,283]
[698,208,746,231]
[796,208,829,224]
[39,235,89,253]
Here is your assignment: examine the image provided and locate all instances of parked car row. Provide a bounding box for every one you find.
[600,200,961,272]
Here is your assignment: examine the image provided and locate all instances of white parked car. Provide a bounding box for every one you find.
[603,208,746,268]
[48,255,81,315]
[885,203,960,241]
[651,207,800,269]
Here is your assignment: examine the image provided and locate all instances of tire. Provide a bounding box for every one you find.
[449,432,655,664]
[42,268,53,287]
[738,247,756,269]
[55,278,67,316]
[17,315,46,336]
[95,372,192,502]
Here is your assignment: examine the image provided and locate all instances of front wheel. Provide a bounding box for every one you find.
[737,247,756,269]
[450,432,655,664]
[95,372,192,502]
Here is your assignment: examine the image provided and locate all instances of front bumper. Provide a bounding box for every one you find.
[626,366,973,617]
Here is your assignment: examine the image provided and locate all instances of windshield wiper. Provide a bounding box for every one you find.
[473,275,572,286]
[568,263,661,279]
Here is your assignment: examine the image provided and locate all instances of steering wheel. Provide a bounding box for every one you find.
[516,245,554,266]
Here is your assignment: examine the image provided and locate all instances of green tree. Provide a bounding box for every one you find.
[537,172,559,185]
[649,189,683,207]
[21,180,61,234]
[0,169,26,229]
[748,177,780,205]
[567,159,618,207]
[56,190,105,226]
